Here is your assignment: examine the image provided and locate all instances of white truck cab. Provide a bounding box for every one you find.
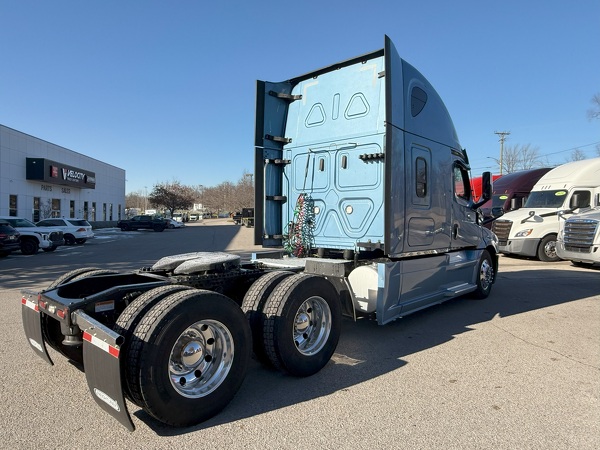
[557,203,600,266]
[492,158,600,261]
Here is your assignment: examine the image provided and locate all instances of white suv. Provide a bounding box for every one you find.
[36,218,94,245]
[0,216,65,255]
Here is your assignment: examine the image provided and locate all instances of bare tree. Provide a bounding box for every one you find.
[125,190,145,210]
[39,199,53,220]
[232,172,254,212]
[197,172,254,216]
[568,148,587,161]
[490,143,546,173]
[587,93,600,120]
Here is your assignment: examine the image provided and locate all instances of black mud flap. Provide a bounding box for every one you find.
[73,310,135,432]
[21,293,53,365]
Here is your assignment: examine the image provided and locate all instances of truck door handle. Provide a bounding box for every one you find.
[452,224,459,239]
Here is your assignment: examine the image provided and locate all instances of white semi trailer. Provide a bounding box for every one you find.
[22,36,498,431]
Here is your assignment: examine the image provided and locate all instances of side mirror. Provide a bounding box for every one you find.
[481,172,492,202]
[510,197,523,211]
[491,206,504,218]
[472,172,492,209]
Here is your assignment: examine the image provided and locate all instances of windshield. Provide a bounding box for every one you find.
[524,190,567,209]
[4,218,36,227]
[492,194,509,208]
[67,219,91,226]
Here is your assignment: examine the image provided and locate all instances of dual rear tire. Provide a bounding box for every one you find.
[242,272,342,377]
[116,287,251,427]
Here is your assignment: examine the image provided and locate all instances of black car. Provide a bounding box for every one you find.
[0,221,21,257]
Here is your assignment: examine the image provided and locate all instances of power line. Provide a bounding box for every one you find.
[470,140,600,172]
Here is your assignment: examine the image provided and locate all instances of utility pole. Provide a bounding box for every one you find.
[494,131,510,175]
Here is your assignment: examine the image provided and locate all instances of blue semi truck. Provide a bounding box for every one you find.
[22,36,498,430]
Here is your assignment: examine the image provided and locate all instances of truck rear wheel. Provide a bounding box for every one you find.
[126,289,251,427]
[69,269,118,282]
[46,267,103,289]
[537,234,559,262]
[114,284,195,404]
[241,271,294,364]
[262,274,341,377]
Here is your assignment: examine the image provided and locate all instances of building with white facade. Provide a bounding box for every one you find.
[0,125,125,223]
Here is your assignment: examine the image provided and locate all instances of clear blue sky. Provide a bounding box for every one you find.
[1,0,599,194]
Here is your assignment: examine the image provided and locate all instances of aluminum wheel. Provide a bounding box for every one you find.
[292,296,332,356]
[168,319,234,398]
[479,258,494,292]
[543,241,557,260]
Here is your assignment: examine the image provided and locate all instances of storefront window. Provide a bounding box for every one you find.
[9,195,17,216]
[52,199,61,218]
[83,201,89,220]
[70,200,75,218]
[92,202,96,221]
[33,197,40,222]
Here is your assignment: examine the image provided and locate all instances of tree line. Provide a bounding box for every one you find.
[125,172,254,218]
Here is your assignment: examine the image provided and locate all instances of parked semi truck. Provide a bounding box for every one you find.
[480,167,553,227]
[21,36,498,431]
[557,202,600,266]
[492,158,600,262]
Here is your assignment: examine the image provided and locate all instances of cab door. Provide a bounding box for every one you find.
[451,162,482,248]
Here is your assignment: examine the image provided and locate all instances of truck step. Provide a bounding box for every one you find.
[444,282,476,296]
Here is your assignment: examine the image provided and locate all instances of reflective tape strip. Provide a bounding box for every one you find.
[21,298,39,312]
[82,331,120,358]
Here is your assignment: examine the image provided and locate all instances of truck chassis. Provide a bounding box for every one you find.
[22,249,495,431]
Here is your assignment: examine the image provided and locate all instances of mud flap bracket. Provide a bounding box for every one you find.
[73,310,135,431]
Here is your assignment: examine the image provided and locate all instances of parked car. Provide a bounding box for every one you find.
[117,215,167,232]
[0,221,21,257]
[166,218,185,229]
[0,216,64,254]
[36,218,94,245]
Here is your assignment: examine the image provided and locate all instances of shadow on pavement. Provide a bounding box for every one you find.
[135,267,600,435]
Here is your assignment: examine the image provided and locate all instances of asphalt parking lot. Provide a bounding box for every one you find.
[0,220,598,449]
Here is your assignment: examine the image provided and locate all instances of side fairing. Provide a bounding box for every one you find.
[254,80,293,246]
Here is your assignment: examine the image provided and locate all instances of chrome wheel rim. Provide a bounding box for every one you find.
[544,240,557,259]
[293,296,332,356]
[480,258,494,291]
[168,319,234,398]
